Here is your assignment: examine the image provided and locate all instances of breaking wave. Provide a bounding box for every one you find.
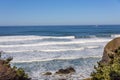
[3,45,100,53]
[11,56,101,63]
[0,38,110,48]
[0,35,75,42]
[111,34,120,38]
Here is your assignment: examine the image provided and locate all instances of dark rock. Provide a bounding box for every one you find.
[43,72,52,75]
[55,67,75,74]
[101,37,120,63]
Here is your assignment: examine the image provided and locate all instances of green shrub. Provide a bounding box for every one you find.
[91,47,120,80]
[0,53,31,80]
[16,68,29,80]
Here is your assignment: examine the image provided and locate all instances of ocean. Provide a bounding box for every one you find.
[0,25,120,80]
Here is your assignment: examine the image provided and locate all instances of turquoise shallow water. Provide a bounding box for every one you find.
[0,25,120,79]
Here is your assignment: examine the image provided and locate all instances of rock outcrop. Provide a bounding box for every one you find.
[55,67,75,74]
[42,72,52,75]
[90,37,120,80]
[101,37,120,63]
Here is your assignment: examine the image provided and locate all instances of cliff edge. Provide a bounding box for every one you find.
[101,37,120,63]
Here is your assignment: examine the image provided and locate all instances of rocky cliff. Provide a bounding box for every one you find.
[90,37,120,80]
[101,37,120,63]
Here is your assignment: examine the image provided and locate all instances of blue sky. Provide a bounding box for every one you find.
[0,0,120,25]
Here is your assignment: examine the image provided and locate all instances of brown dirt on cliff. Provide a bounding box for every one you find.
[102,37,120,63]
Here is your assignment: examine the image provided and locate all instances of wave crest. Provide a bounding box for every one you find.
[0,36,75,42]
[111,34,120,38]
[11,56,101,63]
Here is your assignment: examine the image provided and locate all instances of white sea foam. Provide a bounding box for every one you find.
[0,38,110,48]
[0,36,107,66]
[4,47,84,53]
[111,34,120,38]
[86,46,100,49]
[0,35,105,80]
[3,45,100,53]
[11,56,101,63]
[11,59,55,63]
[0,35,75,42]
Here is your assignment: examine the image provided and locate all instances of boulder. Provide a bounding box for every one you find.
[43,72,52,75]
[55,67,75,74]
[101,37,120,63]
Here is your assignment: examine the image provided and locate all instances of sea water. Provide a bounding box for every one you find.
[0,25,120,80]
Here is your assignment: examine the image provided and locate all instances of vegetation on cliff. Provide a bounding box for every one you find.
[0,52,31,80]
[91,47,120,80]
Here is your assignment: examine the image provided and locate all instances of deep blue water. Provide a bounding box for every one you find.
[0,25,120,37]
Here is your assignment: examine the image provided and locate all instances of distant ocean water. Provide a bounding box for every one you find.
[0,25,120,80]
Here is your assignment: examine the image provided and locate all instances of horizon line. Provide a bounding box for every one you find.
[0,24,120,27]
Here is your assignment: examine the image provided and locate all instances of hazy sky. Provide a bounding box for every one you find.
[0,0,120,25]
